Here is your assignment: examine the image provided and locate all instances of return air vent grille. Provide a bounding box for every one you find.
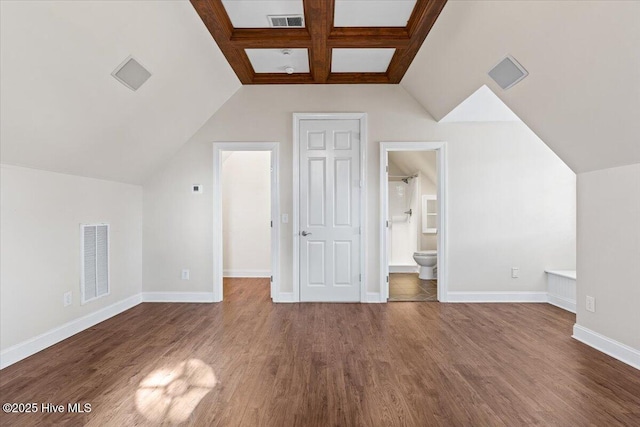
[81,224,110,303]
[268,15,304,28]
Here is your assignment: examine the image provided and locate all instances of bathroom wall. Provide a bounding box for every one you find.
[387,175,419,268]
[388,151,438,252]
[222,151,271,277]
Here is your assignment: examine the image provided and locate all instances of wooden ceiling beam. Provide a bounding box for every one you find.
[190,0,448,85]
[250,73,315,85]
[327,73,390,84]
[303,0,334,83]
[386,0,448,83]
[230,29,312,49]
[328,27,411,48]
[190,0,255,84]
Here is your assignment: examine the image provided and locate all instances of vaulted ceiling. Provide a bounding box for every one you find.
[1,1,638,184]
[190,0,448,84]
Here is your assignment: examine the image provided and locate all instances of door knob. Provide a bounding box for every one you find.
[301,231,312,236]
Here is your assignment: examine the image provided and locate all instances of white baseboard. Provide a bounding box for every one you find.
[141,292,215,303]
[447,291,548,303]
[273,292,295,303]
[223,269,270,278]
[389,265,419,273]
[572,324,640,370]
[547,294,576,313]
[0,294,142,370]
[363,292,385,303]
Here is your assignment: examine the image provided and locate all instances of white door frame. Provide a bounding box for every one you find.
[380,142,449,302]
[212,142,280,302]
[293,113,367,302]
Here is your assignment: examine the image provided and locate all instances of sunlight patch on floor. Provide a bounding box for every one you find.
[136,359,216,423]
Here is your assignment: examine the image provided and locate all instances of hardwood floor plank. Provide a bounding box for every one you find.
[1,278,639,426]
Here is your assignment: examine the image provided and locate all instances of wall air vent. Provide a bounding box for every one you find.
[268,15,304,28]
[488,55,528,90]
[111,56,152,91]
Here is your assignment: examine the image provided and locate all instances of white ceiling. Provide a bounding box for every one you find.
[222,0,416,28]
[0,0,241,184]
[222,0,304,28]
[332,48,395,73]
[440,85,521,123]
[389,151,437,185]
[334,0,417,27]
[402,0,640,173]
[246,49,310,73]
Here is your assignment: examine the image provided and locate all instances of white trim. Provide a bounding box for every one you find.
[141,292,215,303]
[274,292,295,303]
[223,270,271,278]
[213,142,280,303]
[0,294,141,370]
[545,270,576,280]
[364,292,384,303]
[380,142,448,302]
[547,294,577,313]
[573,324,640,370]
[389,265,419,273]
[293,113,367,303]
[447,291,548,303]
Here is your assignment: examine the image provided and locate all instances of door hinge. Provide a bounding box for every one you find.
[359,274,361,282]
[386,220,389,228]
[270,275,273,282]
[386,276,389,283]
[270,220,273,227]
[385,165,388,173]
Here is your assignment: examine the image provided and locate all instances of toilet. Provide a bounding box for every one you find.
[413,250,437,280]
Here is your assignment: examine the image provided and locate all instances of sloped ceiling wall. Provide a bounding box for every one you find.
[402,0,640,173]
[0,0,241,184]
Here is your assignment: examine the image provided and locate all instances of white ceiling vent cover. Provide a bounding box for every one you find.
[112,56,152,91]
[268,15,304,27]
[488,55,528,90]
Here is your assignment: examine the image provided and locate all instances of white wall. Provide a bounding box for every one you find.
[142,85,575,297]
[222,151,271,276]
[388,178,419,267]
[577,163,640,350]
[0,165,142,351]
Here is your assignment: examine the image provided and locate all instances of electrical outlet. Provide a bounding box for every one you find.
[181,269,190,280]
[511,267,520,278]
[586,296,596,313]
[63,291,72,307]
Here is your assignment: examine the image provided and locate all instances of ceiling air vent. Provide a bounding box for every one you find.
[111,56,151,91]
[488,55,528,90]
[268,15,304,28]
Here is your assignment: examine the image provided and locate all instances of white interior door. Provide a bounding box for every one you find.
[299,119,361,302]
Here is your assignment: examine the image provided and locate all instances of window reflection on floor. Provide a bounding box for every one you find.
[389,273,437,302]
[136,359,217,424]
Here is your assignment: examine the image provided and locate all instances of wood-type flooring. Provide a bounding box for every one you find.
[1,278,639,426]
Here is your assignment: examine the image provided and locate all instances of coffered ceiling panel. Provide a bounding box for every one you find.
[191,0,448,84]
[331,48,395,72]
[222,0,304,28]
[246,48,310,73]
[334,0,417,27]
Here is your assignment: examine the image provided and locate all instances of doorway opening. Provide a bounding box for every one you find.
[380,142,448,302]
[213,143,280,302]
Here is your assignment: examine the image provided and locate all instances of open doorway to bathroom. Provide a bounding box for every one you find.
[380,142,448,302]
[213,143,280,303]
